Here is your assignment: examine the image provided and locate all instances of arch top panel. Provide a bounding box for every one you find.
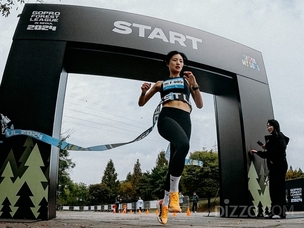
[15,3,267,83]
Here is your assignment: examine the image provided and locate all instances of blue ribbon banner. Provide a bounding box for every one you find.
[1,97,202,166]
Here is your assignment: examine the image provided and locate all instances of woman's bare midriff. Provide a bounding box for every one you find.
[162,100,191,113]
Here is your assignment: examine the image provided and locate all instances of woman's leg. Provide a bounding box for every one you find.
[157,108,191,212]
[158,108,191,178]
[269,162,288,217]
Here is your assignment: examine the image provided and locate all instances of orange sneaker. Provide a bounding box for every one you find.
[169,192,181,212]
[157,200,168,225]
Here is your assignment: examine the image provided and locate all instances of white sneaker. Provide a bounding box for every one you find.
[272,215,281,219]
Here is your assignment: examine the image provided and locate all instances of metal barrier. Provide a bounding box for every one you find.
[58,197,191,212]
[180,196,190,212]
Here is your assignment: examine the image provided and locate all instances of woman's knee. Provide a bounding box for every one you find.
[178,141,189,155]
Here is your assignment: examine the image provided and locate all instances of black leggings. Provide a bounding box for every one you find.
[157,107,191,191]
[269,161,288,216]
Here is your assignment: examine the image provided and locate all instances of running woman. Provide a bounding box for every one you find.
[138,50,203,225]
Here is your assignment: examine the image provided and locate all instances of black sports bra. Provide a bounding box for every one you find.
[160,77,191,107]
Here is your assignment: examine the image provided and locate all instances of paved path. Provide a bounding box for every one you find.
[1,211,304,227]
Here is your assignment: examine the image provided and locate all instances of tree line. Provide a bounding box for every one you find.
[57,148,304,207]
[57,149,220,206]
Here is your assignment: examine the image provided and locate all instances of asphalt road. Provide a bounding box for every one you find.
[1,211,304,227]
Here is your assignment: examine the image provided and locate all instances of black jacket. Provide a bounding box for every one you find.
[257,132,289,170]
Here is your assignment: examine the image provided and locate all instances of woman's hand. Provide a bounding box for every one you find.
[139,81,160,107]
[141,82,151,95]
[184,71,203,108]
[250,149,257,154]
[183,71,198,87]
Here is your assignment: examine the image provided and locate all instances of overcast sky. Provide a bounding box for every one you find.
[0,0,303,185]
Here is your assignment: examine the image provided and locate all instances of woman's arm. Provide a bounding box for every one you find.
[250,148,268,159]
[183,71,203,109]
[138,81,162,106]
[190,86,203,109]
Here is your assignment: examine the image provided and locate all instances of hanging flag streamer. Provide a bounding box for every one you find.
[165,144,203,167]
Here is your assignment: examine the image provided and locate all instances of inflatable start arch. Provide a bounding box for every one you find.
[0,4,272,219]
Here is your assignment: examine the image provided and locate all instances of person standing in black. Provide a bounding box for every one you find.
[250,119,289,219]
[115,195,121,213]
[192,192,199,213]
